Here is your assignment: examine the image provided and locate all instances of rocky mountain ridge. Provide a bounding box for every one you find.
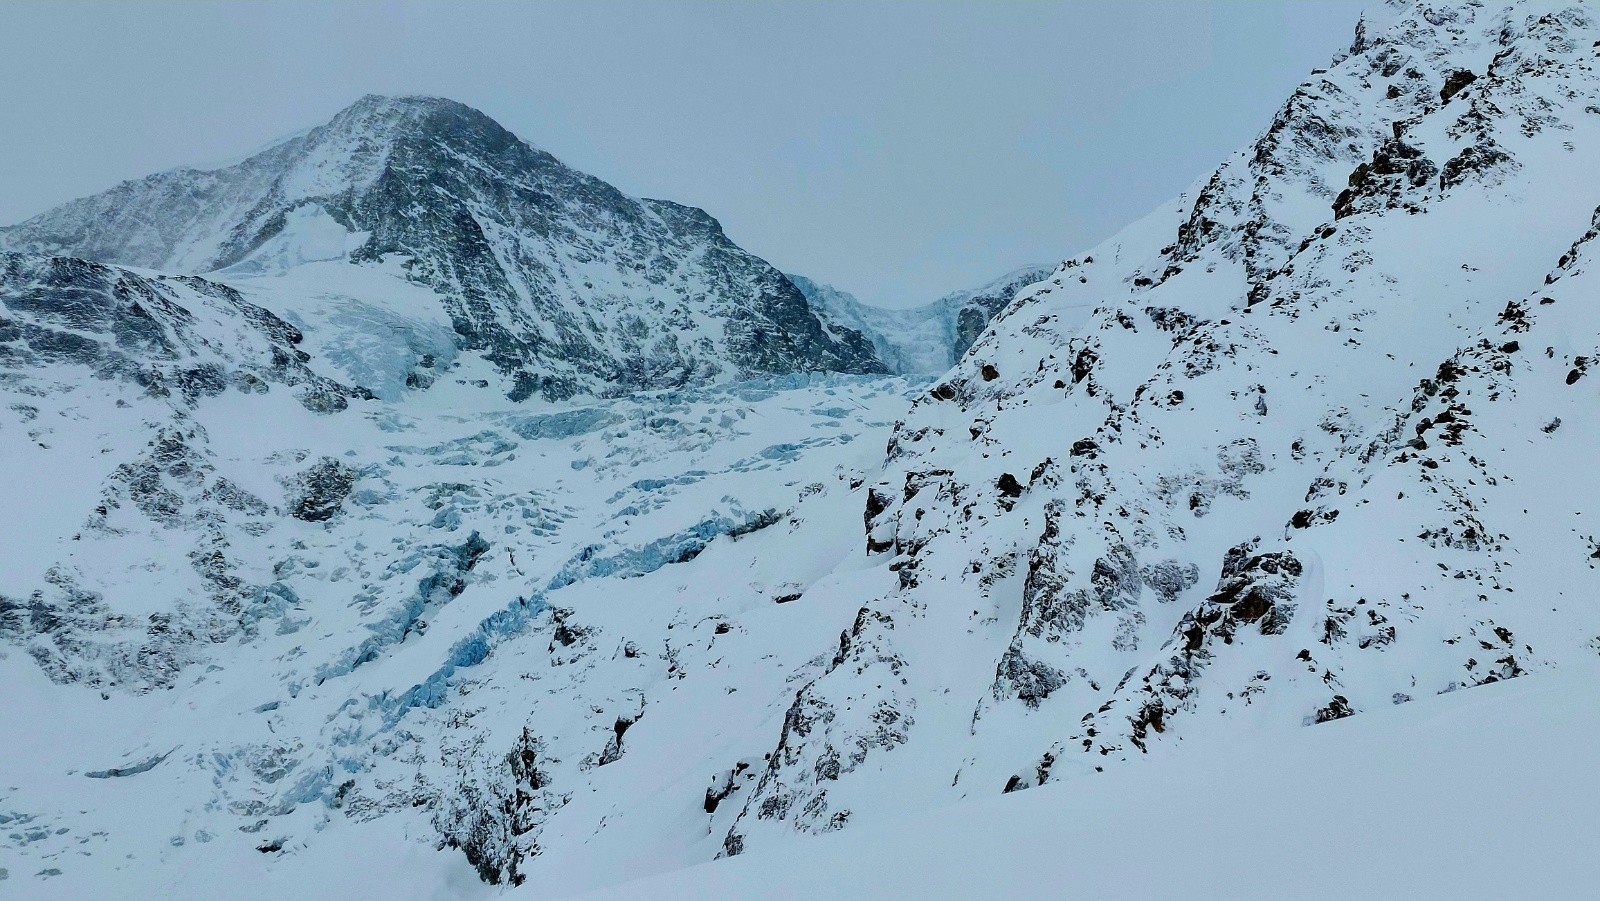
[0,95,885,400]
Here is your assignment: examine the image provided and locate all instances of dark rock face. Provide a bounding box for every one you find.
[0,252,355,411]
[1051,543,1304,761]
[1440,68,1478,102]
[17,422,283,692]
[1333,138,1438,219]
[1440,142,1517,190]
[1313,695,1355,723]
[1140,559,1200,604]
[285,457,358,522]
[0,253,365,696]
[0,96,886,399]
[994,641,1066,708]
[1199,545,1303,639]
[944,267,1056,358]
[438,726,563,887]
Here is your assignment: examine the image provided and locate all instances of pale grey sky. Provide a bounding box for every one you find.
[0,0,1369,307]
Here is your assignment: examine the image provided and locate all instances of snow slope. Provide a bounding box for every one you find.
[720,0,1600,856]
[574,668,1600,900]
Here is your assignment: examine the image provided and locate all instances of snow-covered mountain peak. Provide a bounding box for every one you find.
[253,93,537,202]
[0,95,885,400]
[328,92,500,135]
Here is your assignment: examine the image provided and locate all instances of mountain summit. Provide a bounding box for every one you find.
[0,94,885,399]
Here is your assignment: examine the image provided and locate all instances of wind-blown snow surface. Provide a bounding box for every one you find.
[7,2,1600,897]
[573,668,1600,900]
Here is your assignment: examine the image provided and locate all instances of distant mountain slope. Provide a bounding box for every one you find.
[790,265,1051,374]
[0,95,885,399]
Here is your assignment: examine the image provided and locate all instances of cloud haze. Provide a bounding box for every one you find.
[0,0,1368,306]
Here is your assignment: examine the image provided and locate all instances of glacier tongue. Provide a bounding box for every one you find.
[0,95,886,400]
[791,265,1054,375]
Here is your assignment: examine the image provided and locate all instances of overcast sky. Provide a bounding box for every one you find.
[0,0,1369,307]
